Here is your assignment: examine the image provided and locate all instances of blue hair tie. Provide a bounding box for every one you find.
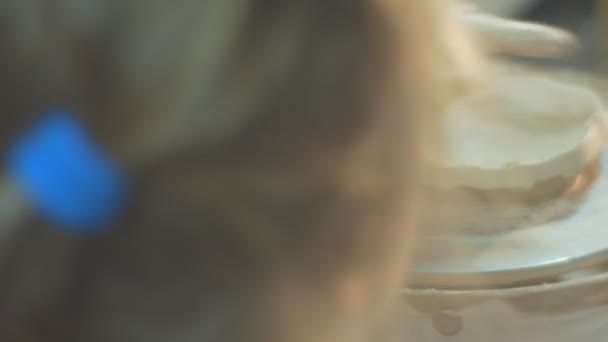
[7,110,128,234]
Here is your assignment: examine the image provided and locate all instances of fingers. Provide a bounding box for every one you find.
[461,10,579,58]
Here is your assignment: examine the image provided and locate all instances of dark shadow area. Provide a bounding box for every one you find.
[512,0,597,70]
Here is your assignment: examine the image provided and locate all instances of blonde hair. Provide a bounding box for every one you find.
[0,0,458,341]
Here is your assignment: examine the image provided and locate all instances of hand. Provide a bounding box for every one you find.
[460,5,579,58]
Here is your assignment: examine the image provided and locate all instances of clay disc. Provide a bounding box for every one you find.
[427,77,606,190]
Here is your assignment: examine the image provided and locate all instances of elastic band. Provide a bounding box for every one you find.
[7,110,128,233]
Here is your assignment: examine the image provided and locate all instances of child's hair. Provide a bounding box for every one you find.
[0,0,468,341]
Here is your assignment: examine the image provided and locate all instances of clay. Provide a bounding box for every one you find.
[386,66,608,342]
[427,76,606,190]
[422,160,600,235]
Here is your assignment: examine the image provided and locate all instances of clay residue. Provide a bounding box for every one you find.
[405,268,608,316]
[421,160,599,235]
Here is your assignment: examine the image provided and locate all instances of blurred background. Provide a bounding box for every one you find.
[478,0,597,70]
